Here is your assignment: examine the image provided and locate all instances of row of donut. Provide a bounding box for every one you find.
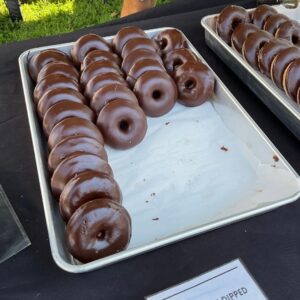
[217,5,300,104]
[29,48,132,263]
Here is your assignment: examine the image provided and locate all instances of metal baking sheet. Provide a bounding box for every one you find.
[201,5,300,140]
[18,27,300,273]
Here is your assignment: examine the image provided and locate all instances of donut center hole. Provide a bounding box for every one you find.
[292,35,299,45]
[161,38,168,50]
[232,19,242,30]
[185,79,196,90]
[152,90,162,100]
[173,58,183,70]
[97,231,106,240]
[119,120,130,132]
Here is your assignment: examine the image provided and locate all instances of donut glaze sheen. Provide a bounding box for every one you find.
[163,48,199,74]
[242,30,273,69]
[43,101,95,137]
[71,34,111,67]
[81,50,121,71]
[97,99,147,149]
[37,62,79,83]
[65,198,131,263]
[263,14,289,35]
[37,88,86,119]
[91,84,138,114]
[216,5,250,45]
[28,49,71,82]
[134,70,177,117]
[121,48,163,74]
[283,58,300,100]
[48,117,104,149]
[48,136,107,173]
[84,73,127,101]
[271,47,300,89]
[121,37,160,58]
[112,26,147,54]
[51,153,113,199]
[174,62,215,107]
[126,58,166,88]
[296,87,300,105]
[251,5,277,29]
[154,28,188,55]
[33,74,80,103]
[275,21,300,46]
[231,23,259,53]
[258,38,291,76]
[60,171,122,221]
[80,60,122,86]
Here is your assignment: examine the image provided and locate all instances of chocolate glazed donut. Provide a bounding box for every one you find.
[263,14,289,36]
[60,171,122,221]
[112,26,147,55]
[48,117,104,149]
[216,5,250,45]
[275,21,300,47]
[283,58,300,100]
[48,136,108,173]
[28,49,71,82]
[65,198,131,263]
[242,30,273,70]
[251,5,277,29]
[37,88,86,119]
[258,38,291,76]
[97,99,147,149]
[134,70,177,117]
[163,48,199,74]
[91,84,138,115]
[174,62,215,107]
[43,101,95,137]
[154,28,188,55]
[51,153,113,199]
[33,74,80,104]
[71,34,112,67]
[126,58,166,88]
[231,23,259,53]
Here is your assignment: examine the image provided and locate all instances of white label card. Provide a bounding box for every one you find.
[146,259,268,300]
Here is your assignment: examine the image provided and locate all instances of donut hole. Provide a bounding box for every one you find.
[119,119,130,133]
[184,79,196,91]
[160,38,168,50]
[152,90,162,100]
[232,19,242,30]
[173,58,183,70]
[292,34,299,45]
[97,230,106,240]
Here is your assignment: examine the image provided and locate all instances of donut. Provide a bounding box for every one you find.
[216,5,250,45]
[121,37,160,58]
[48,136,107,173]
[275,20,300,46]
[163,48,199,74]
[121,48,163,75]
[231,23,259,53]
[263,13,289,35]
[91,84,138,114]
[258,38,291,76]
[270,47,300,89]
[48,117,104,149]
[97,99,147,149]
[283,58,300,100]
[65,198,131,263]
[126,58,166,88]
[37,88,86,120]
[81,50,121,71]
[60,171,122,221]
[242,30,273,69]
[37,62,79,83]
[112,26,147,55]
[154,28,188,55]
[33,74,80,104]
[251,5,277,29]
[133,70,177,117]
[51,153,113,199]
[173,62,215,107]
[43,101,95,137]
[80,60,123,86]
[28,49,71,82]
[296,86,300,105]
[71,34,112,67]
[84,73,127,101]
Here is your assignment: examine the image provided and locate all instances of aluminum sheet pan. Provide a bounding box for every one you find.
[201,6,300,140]
[18,27,300,273]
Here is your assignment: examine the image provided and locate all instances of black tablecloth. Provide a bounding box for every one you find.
[0,1,300,299]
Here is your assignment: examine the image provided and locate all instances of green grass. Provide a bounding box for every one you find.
[0,0,171,44]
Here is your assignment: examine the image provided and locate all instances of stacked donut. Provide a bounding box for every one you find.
[216,4,300,104]
[28,47,131,263]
